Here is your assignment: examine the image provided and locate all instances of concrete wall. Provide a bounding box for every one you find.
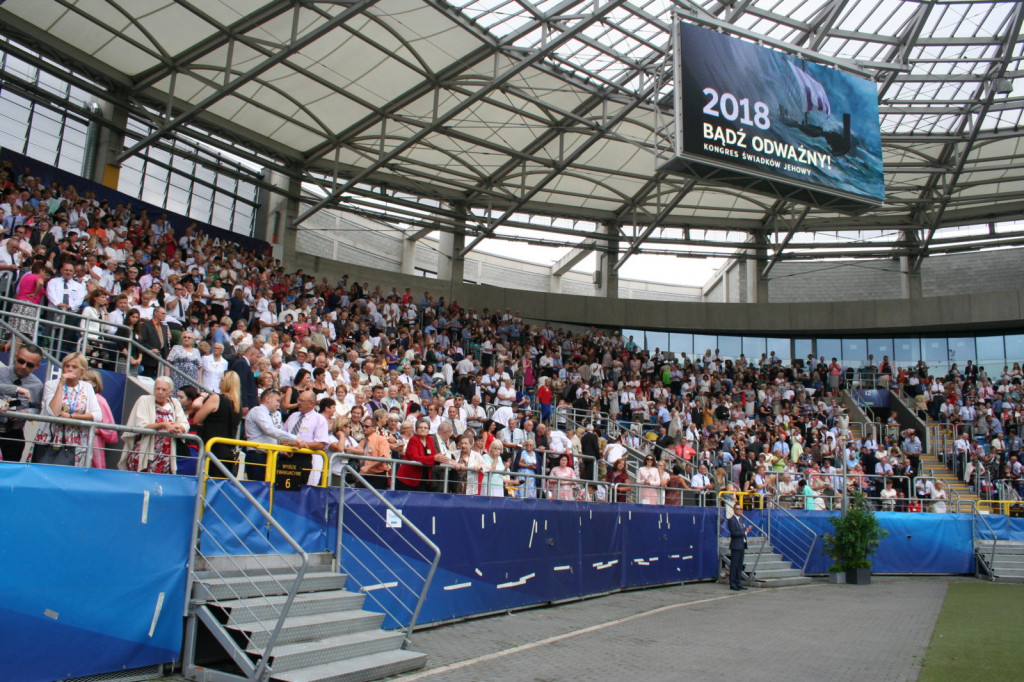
[289,206,1024,335]
[760,250,1024,303]
[298,206,703,302]
[767,260,903,302]
[288,242,1024,335]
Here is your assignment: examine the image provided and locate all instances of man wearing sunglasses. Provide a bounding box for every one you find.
[0,343,44,462]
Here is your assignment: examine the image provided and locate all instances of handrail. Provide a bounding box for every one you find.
[767,504,819,573]
[4,409,205,469]
[185,443,310,682]
[0,294,203,390]
[716,498,769,586]
[329,454,441,649]
[972,500,1000,575]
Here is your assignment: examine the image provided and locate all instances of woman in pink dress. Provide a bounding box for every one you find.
[636,455,664,505]
[9,261,49,345]
[83,370,118,469]
[550,455,576,501]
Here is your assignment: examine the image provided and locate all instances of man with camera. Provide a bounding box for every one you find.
[0,343,45,462]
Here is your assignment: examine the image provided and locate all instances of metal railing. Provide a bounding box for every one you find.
[183,442,310,682]
[716,496,769,585]
[765,505,820,573]
[4,409,204,469]
[330,455,440,648]
[972,501,1001,577]
[0,293,203,391]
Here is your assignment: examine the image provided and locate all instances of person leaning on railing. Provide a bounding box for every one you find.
[358,408,393,490]
[31,352,101,467]
[0,342,44,462]
[119,376,189,474]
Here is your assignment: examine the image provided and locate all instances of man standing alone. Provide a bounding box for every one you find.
[728,504,750,591]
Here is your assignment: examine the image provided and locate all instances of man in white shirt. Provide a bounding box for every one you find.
[46,260,87,353]
[200,343,229,393]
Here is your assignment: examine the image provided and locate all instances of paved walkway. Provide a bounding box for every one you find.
[398,577,962,681]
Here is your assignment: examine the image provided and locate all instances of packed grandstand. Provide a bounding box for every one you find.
[1,156,1020,514]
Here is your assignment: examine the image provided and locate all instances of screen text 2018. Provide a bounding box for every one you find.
[702,88,771,130]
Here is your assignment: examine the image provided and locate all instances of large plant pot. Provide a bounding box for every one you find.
[845,567,871,585]
[828,571,845,584]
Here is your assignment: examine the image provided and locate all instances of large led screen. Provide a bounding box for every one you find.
[669,21,884,212]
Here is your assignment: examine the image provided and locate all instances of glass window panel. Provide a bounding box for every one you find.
[145,163,169,183]
[195,165,216,183]
[622,329,644,350]
[793,338,813,365]
[922,337,948,365]
[669,333,692,357]
[26,141,58,165]
[188,195,212,223]
[742,336,766,360]
[141,187,166,206]
[1005,334,1024,365]
[842,338,867,368]
[717,335,741,359]
[165,198,187,215]
[767,338,791,364]
[147,147,171,165]
[693,334,717,356]
[212,204,233,225]
[868,338,893,366]
[4,54,37,81]
[976,335,1004,362]
[232,212,253,235]
[816,338,841,363]
[646,331,669,354]
[946,337,975,365]
[893,338,920,365]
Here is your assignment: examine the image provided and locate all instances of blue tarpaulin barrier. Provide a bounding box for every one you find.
[0,465,196,682]
[4,464,1009,681]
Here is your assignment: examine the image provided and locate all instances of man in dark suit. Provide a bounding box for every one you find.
[728,504,750,591]
[230,344,259,415]
[139,307,171,377]
[580,423,601,481]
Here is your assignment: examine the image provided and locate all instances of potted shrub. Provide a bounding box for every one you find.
[823,491,887,585]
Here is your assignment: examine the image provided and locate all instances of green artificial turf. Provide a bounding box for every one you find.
[918,581,1023,681]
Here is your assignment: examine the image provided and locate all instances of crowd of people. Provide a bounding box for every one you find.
[0,158,1019,509]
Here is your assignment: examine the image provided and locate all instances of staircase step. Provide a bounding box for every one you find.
[751,576,813,587]
[265,630,406,673]
[217,590,366,624]
[232,610,386,649]
[990,567,1024,578]
[194,571,348,601]
[197,552,334,576]
[271,649,428,682]
[748,567,804,579]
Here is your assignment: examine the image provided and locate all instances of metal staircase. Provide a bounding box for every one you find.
[718,535,811,587]
[974,505,1024,583]
[717,505,815,588]
[183,449,431,682]
[974,541,1024,583]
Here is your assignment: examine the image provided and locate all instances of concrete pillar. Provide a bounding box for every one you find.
[437,229,465,284]
[746,234,770,303]
[900,256,922,299]
[401,237,418,276]
[596,222,619,299]
[255,169,301,264]
[85,100,128,188]
[550,274,563,294]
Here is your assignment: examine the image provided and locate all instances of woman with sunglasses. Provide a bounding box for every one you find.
[636,454,664,505]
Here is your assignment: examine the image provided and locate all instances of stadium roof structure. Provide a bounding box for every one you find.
[2,0,1023,275]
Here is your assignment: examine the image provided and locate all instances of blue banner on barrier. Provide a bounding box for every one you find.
[749,510,975,574]
[0,465,196,682]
